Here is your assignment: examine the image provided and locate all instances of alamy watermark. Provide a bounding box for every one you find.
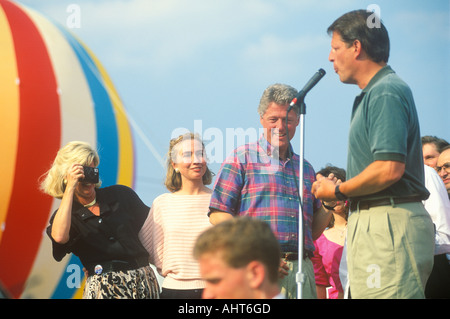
[366,263,381,289]
[170,120,289,173]
[66,263,82,289]
[367,4,381,29]
[66,4,81,29]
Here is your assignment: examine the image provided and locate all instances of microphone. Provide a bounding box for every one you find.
[289,68,326,108]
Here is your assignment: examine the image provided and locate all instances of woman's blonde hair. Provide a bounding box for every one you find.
[39,141,100,199]
[164,132,212,192]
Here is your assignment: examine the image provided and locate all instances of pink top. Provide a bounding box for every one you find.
[139,193,212,290]
[311,233,344,299]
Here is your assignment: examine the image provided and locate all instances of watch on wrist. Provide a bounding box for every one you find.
[335,185,348,200]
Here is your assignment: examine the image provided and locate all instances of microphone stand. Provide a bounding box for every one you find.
[289,68,325,299]
[296,99,306,299]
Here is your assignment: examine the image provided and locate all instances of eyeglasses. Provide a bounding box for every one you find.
[435,162,450,175]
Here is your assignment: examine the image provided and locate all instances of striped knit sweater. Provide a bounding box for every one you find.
[139,192,212,290]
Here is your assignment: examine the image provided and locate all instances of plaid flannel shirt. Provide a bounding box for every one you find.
[209,135,321,253]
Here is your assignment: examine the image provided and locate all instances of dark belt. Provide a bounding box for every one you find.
[85,256,149,277]
[281,250,313,261]
[350,196,422,211]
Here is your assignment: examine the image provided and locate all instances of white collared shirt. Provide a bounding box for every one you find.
[423,165,450,256]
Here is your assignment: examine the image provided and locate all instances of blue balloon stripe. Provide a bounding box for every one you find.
[50,255,84,299]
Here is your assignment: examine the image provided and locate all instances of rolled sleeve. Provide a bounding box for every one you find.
[209,159,244,215]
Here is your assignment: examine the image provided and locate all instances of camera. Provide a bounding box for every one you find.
[82,166,99,184]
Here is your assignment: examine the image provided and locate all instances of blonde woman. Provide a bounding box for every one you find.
[40,141,160,299]
[139,132,213,299]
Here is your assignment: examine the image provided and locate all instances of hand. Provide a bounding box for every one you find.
[82,267,89,278]
[278,259,289,279]
[312,173,342,201]
[65,163,84,190]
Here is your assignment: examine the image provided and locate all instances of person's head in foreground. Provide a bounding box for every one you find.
[193,217,281,299]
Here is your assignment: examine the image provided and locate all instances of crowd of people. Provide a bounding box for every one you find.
[39,9,449,299]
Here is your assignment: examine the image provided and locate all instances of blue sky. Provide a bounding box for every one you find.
[19,0,450,206]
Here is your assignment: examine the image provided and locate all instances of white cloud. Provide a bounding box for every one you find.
[56,0,281,73]
[393,10,450,42]
[242,33,328,60]
[239,33,330,83]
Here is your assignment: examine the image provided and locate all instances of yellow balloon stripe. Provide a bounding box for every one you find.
[72,278,86,299]
[0,6,20,245]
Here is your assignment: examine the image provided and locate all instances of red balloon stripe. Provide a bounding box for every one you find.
[0,0,61,298]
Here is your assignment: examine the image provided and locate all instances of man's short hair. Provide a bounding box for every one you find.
[421,135,450,153]
[327,9,390,63]
[258,83,299,117]
[194,217,281,283]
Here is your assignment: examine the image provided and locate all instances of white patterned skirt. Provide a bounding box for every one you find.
[83,265,160,299]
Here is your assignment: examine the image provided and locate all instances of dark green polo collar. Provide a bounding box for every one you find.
[352,65,395,114]
[362,65,395,93]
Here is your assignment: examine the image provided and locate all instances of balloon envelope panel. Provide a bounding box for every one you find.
[0,0,135,298]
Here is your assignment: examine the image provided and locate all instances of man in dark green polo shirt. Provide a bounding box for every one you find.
[312,10,434,298]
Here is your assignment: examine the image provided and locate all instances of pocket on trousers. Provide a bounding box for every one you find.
[368,210,394,252]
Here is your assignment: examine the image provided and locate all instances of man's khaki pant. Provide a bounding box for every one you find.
[347,202,434,298]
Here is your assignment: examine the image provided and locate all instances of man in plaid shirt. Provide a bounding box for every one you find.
[209,83,333,299]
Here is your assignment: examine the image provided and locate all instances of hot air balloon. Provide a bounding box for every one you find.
[0,0,136,298]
